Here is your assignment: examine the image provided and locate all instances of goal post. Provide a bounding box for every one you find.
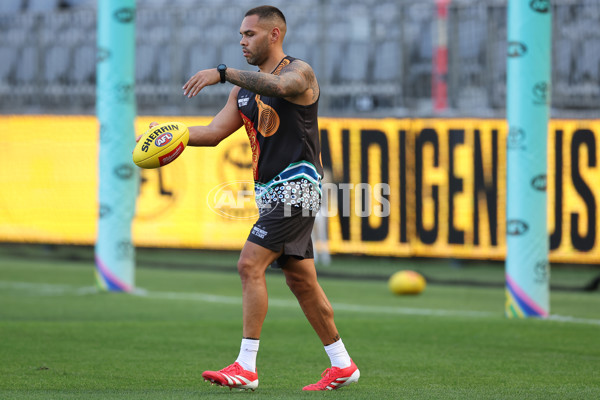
[505,0,551,317]
[95,0,138,291]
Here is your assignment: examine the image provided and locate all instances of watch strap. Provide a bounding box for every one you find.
[217,64,227,84]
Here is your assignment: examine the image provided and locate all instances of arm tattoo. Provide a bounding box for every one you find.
[286,61,319,103]
[226,69,286,97]
[226,61,311,98]
[284,61,320,103]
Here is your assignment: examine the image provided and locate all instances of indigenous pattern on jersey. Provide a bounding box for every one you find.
[237,56,323,212]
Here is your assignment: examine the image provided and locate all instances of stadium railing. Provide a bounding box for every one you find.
[0,0,598,117]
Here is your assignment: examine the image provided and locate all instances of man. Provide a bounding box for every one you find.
[180,5,359,391]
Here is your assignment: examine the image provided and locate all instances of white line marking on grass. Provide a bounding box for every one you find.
[132,288,494,318]
[133,287,242,305]
[547,314,600,326]
[2,280,600,326]
[329,303,493,318]
[0,281,79,294]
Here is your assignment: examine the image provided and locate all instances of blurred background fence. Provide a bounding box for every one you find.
[0,0,599,117]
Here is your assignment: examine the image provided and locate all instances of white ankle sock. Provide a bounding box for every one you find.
[324,339,351,368]
[235,338,259,372]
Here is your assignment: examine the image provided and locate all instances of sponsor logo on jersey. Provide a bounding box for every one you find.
[238,96,250,107]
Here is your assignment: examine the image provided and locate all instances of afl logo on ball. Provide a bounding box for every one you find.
[155,133,173,147]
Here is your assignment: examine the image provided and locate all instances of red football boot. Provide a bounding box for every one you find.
[302,359,360,391]
[202,362,258,391]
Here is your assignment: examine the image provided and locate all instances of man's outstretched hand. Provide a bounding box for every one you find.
[182,68,221,98]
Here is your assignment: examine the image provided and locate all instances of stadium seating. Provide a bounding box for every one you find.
[184,44,218,79]
[0,0,597,115]
[27,0,60,12]
[373,41,401,82]
[340,42,371,82]
[578,39,600,82]
[0,46,18,82]
[15,46,37,84]
[71,44,95,84]
[61,0,94,8]
[44,46,71,83]
[136,44,158,83]
[0,0,22,14]
[554,39,573,83]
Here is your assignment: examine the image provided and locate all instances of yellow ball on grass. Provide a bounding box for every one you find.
[388,270,426,295]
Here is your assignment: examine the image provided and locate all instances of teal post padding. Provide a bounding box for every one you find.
[505,0,551,317]
[95,0,137,291]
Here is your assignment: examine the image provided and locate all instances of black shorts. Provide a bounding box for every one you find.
[247,202,317,268]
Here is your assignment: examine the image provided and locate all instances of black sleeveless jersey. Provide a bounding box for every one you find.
[237,56,323,211]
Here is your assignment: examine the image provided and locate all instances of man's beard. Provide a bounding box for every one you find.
[244,42,269,66]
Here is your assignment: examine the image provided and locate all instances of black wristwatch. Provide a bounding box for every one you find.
[217,64,227,84]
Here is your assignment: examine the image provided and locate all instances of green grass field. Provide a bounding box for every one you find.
[1,246,599,399]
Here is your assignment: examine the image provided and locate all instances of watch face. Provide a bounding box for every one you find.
[218,64,226,83]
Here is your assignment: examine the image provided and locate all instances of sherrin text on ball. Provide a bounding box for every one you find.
[132,121,189,169]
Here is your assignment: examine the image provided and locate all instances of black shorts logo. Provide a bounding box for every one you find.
[251,226,268,239]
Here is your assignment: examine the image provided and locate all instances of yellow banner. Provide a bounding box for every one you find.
[1,115,598,263]
[547,120,600,262]
[0,115,98,244]
[318,118,508,259]
[133,116,255,249]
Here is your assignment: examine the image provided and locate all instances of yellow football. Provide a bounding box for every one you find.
[388,270,426,295]
[132,122,189,169]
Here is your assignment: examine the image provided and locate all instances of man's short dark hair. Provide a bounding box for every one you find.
[245,5,286,25]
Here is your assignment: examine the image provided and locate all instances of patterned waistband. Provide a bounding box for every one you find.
[254,161,322,199]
